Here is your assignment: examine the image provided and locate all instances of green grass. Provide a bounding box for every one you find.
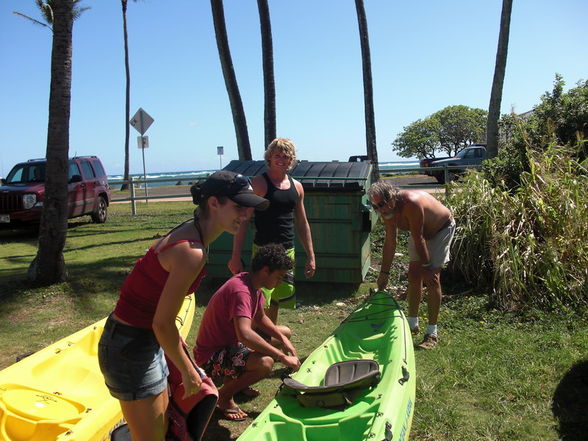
[0,202,586,440]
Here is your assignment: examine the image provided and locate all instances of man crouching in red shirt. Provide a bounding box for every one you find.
[193,244,301,421]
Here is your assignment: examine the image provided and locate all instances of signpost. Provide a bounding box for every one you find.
[217,146,224,169]
[130,108,154,202]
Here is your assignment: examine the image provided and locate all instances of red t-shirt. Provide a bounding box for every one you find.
[114,240,206,329]
[194,273,265,365]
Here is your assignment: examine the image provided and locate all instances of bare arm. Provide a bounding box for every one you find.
[153,244,204,398]
[406,201,430,265]
[228,176,266,274]
[255,312,298,358]
[378,218,398,291]
[228,219,249,274]
[234,316,300,371]
[293,180,316,278]
[405,200,438,284]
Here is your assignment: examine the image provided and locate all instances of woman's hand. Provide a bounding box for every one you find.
[181,367,202,399]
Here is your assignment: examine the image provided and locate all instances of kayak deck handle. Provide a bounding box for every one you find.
[398,365,410,385]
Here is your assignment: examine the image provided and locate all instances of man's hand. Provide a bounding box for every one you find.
[227,256,244,275]
[282,339,298,359]
[304,258,316,278]
[422,267,439,286]
[280,354,301,372]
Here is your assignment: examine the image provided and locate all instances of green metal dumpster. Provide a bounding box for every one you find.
[204,160,377,283]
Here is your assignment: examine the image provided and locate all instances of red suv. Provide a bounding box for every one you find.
[0,156,111,225]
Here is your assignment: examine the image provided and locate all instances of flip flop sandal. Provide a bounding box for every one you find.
[216,405,247,421]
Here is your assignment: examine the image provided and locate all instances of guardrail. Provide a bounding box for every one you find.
[400,163,482,184]
[110,164,482,214]
[109,175,207,215]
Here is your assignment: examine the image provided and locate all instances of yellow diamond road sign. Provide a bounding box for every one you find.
[130,108,154,135]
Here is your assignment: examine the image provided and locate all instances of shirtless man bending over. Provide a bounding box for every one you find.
[367,180,455,349]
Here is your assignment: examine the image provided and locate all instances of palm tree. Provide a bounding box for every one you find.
[354,0,379,181]
[120,0,138,190]
[486,0,513,159]
[257,0,276,149]
[210,0,252,160]
[20,0,88,284]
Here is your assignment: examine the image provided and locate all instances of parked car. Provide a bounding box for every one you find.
[348,155,369,162]
[419,144,487,183]
[0,156,111,225]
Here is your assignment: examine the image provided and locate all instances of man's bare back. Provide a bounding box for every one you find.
[391,190,452,240]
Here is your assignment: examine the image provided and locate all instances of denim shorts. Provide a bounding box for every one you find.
[98,315,169,401]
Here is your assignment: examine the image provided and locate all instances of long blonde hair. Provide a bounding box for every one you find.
[264,138,297,169]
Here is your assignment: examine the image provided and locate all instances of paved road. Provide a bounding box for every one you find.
[111,174,443,204]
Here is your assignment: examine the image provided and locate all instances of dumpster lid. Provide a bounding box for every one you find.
[221,160,371,192]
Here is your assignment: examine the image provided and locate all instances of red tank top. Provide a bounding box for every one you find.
[114,240,207,329]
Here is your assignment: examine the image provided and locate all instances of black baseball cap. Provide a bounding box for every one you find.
[191,171,269,211]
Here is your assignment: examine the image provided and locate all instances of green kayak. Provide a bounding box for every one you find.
[238,290,415,441]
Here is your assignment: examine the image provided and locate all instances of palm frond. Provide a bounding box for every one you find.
[72,6,91,21]
[35,0,54,24]
[12,11,52,31]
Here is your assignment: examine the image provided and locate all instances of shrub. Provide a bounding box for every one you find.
[446,146,588,310]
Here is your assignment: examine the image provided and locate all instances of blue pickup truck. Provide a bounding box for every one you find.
[419,144,487,183]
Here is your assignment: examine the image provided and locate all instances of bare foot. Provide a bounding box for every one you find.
[216,405,248,421]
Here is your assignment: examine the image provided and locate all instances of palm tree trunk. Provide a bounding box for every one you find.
[210,0,252,160]
[122,0,131,190]
[257,0,276,149]
[354,0,379,181]
[486,0,513,159]
[29,0,74,284]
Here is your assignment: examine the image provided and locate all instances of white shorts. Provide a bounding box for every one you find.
[408,218,456,269]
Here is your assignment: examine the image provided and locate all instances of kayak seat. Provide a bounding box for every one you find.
[282,360,380,408]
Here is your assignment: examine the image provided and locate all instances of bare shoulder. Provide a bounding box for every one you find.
[405,190,435,206]
[251,174,267,196]
[292,177,304,197]
[161,240,206,270]
[404,189,424,201]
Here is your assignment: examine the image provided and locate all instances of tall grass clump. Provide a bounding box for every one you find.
[446,145,588,310]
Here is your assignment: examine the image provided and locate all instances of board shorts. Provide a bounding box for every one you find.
[98,314,169,401]
[408,218,456,269]
[252,243,296,308]
[201,343,252,379]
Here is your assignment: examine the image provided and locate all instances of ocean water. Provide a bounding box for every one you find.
[109,161,420,189]
[108,170,215,189]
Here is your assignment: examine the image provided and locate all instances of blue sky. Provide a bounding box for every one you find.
[1,0,586,176]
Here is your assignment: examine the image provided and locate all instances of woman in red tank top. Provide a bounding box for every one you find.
[98,171,268,441]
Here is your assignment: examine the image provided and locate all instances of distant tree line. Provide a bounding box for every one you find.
[392,105,488,159]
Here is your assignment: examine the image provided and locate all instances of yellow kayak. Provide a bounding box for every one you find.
[0,294,195,441]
